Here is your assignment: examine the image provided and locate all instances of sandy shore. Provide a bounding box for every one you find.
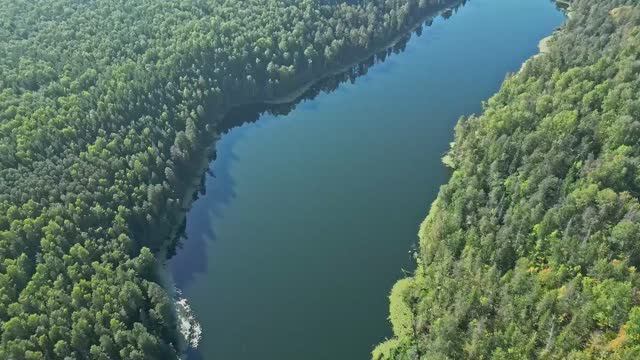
[517,2,575,75]
[517,30,557,74]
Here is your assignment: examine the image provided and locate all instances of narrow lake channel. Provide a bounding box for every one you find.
[169,0,565,358]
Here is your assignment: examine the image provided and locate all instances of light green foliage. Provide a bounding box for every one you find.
[373,338,403,360]
[379,0,640,358]
[389,278,415,339]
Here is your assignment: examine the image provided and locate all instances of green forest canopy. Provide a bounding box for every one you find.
[375,0,640,358]
[0,0,456,358]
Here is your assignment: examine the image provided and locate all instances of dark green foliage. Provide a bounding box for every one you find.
[376,0,640,358]
[0,0,456,358]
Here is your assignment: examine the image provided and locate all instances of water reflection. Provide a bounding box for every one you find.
[168,0,468,293]
[161,0,570,357]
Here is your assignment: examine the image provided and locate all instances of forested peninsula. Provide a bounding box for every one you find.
[375,0,640,358]
[0,0,459,358]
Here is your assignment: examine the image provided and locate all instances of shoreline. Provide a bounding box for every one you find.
[517,34,554,73]
[161,2,462,352]
[517,3,571,75]
[383,1,571,356]
[259,20,422,105]
[166,1,462,250]
[235,9,451,106]
[177,3,455,197]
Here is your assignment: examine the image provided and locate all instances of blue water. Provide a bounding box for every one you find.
[169,0,565,358]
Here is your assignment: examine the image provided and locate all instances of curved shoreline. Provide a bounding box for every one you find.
[378,2,570,357]
[163,2,463,352]
[518,34,553,73]
[235,11,453,107]
[172,11,438,234]
[167,1,465,246]
[518,4,570,74]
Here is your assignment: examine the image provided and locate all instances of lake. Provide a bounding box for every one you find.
[168,0,565,358]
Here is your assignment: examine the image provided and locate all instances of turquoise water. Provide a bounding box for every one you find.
[169,0,564,358]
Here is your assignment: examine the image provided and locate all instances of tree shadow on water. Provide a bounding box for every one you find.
[166,51,388,291]
[162,1,469,356]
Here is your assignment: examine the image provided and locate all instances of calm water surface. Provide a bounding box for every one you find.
[169,0,564,358]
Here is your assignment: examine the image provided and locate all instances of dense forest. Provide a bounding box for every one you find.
[374,0,640,358]
[0,0,459,358]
